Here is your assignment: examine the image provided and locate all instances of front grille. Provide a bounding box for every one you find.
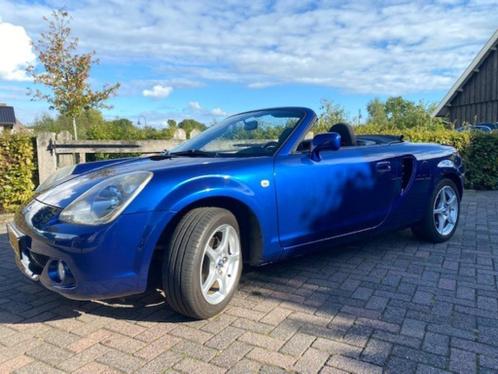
[30,251,49,269]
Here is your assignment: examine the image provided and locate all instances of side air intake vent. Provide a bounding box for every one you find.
[401,156,415,193]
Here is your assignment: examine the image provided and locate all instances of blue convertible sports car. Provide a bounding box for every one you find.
[7,107,464,319]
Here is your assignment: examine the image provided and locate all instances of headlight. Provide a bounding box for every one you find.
[59,171,152,225]
[36,165,76,193]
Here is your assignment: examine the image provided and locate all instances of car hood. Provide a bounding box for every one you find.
[35,155,239,208]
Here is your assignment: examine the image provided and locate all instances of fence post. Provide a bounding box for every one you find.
[190,129,201,139]
[56,131,75,168]
[36,132,57,184]
[173,128,187,141]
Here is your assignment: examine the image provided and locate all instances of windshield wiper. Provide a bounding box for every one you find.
[168,149,217,157]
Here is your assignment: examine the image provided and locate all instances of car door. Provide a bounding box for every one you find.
[274,146,398,248]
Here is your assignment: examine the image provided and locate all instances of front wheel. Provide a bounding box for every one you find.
[162,207,242,319]
[412,178,460,243]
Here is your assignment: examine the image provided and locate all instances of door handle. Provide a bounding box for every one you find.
[376,161,392,173]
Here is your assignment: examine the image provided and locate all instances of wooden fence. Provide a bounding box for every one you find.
[35,129,194,183]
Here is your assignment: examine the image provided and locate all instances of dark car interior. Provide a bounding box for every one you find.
[296,122,404,153]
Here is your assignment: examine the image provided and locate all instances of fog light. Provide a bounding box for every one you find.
[57,261,66,282]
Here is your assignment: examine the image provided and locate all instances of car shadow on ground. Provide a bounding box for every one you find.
[0,229,419,326]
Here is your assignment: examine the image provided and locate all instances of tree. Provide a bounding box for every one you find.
[367,98,388,127]
[366,96,445,129]
[27,10,120,139]
[315,99,348,133]
[178,119,207,138]
[31,109,106,138]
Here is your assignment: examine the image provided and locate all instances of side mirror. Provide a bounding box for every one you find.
[243,120,258,131]
[310,132,341,161]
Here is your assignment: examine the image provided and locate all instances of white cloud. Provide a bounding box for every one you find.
[186,101,227,119]
[210,107,226,116]
[142,84,173,98]
[0,0,497,93]
[188,101,202,110]
[0,22,35,81]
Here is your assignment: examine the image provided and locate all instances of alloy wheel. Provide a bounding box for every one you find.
[433,185,458,236]
[199,224,241,305]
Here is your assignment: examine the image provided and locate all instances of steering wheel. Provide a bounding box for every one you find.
[262,141,279,149]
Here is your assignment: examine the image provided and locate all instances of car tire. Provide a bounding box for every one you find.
[162,207,242,319]
[411,178,460,243]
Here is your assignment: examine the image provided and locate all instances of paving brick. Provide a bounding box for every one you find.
[205,326,245,350]
[280,332,315,356]
[211,341,253,368]
[351,287,374,300]
[172,339,218,361]
[392,346,447,369]
[101,332,147,354]
[413,291,433,305]
[96,349,145,373]
[401,318,426,339]
[174,357,226,374]
[226,359,262,374]
[422,332,449,356]
[230,318,273,334]
[136,351,183,374]
[366,296,389,311]
[312,338,362,358]
[327,354,382,374]
[26,342,73,366]
[360,338,392,365]
[56,343,110,372]
[226,306,265,321]
[385,356,418,374]
[239,331,285,351]
[247,347,295,369]
[449,347,477,374]
[477,296,498,311]
[372,330,421,349]
[134,334,180,360]
[293,348,329,373]
[14,361,66,374]
[73,361,122,374]
[438,278,456,291]
[170,324,213,344]
[260,307,292,326]
[416,364,452,374]
[0,355,32,373]
[480,355,498,371]
[68,329,112,353]
[342,324,372,348]
[456,286,475,300]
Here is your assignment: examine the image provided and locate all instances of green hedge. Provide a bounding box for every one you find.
[0,127,496,213]
[464,133,498,190]
[0,132,35,213]
[355,125,498,190]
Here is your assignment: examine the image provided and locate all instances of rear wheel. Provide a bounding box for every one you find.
[162,207,242,319]
[412,178,460,243]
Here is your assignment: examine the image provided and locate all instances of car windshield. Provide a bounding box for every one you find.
[170,109,305,157]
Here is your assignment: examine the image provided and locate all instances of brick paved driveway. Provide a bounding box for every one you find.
[0,190,497,373]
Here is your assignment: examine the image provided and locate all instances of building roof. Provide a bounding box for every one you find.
[434,29,498,117]
[0,105,16,126]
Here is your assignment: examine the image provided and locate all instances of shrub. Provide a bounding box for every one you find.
[0,132,36,213]
[355,125,471,152]
[464,133,498,190]
[355,125,497,190]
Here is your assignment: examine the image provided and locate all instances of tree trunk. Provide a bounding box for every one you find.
[72,117,78,140]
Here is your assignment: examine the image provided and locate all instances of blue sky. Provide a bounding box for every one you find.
[0,0,497,127]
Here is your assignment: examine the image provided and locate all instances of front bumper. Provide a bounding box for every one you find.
[6,199,172,300]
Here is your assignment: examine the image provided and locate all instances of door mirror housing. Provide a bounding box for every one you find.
[310,132,341,161]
